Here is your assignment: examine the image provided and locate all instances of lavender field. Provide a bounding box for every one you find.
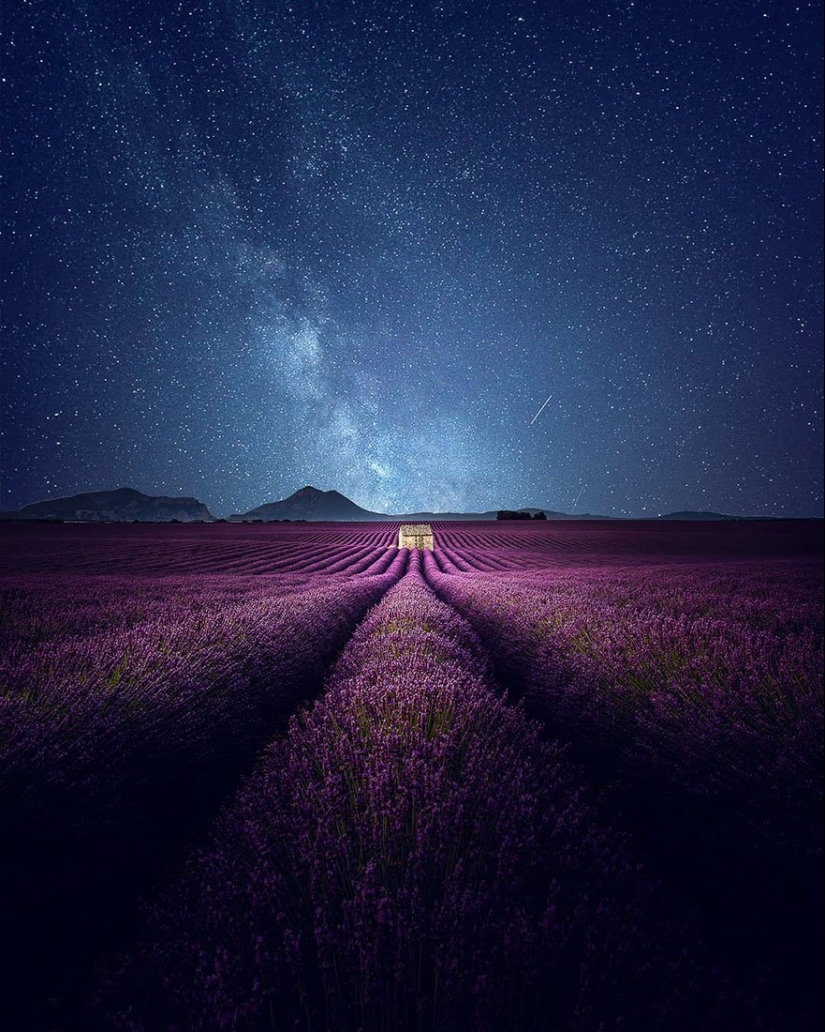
[1,520,822,1030]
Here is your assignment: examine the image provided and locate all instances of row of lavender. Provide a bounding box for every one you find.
[0,521,401,574]
[423,550,824,1025]
[424,552,823,850]
[1,550,408,1025]
[1,551,400,656]
[104,557,720,1031]
[2,521,821,1026]
[432,518,823,566]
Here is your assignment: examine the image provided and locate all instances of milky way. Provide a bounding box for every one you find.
[2,1,822,516]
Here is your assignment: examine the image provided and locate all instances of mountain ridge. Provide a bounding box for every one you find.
[0,487,213,523]
[1,485,797,523]
[227,486,604,522]
[230,486,376,522]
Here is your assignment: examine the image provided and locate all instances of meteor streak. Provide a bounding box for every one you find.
[529,394,553,425]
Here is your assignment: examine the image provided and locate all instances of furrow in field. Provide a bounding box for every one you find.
[109,552,711,1032]
[2,549,409,1026]
[0,523,403,575]
[421,550,824,1028]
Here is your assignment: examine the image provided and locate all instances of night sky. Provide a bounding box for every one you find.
[2,0,822,517]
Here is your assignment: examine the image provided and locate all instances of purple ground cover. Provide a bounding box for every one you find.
[422,549,824,1026]
[110,555,704,1031]
[423,555,823,818]
[0,520,821,1029]
[0,520,401,575]
[1,544,407,1024]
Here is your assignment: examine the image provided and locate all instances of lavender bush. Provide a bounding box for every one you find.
[1,550,407,1024]
[422,550,824,1026]
[117,557,706,1031]
[0,520,401,575]
[1,520,819,1029]
[422,555,823,845]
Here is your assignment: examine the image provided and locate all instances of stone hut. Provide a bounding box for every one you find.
[398,523,434,550]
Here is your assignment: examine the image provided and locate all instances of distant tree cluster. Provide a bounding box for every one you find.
[496,510,546,520]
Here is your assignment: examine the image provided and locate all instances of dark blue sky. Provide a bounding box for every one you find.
[2,0,822,516]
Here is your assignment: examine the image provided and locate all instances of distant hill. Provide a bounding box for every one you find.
[225,493,785,523]
[229,488,610,523]
[397,508,615,521]
[1,485,786,524]
[654,510,756,521]
[0,487,213,523]
[229,486,383,522]
[515,508,617,521]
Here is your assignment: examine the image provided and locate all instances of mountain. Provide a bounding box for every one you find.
[1,486,776,524]
[229,486,383,522]
[230,488,610,522]
[0,487,213,522]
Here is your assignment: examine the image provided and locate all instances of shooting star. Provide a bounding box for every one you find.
[572,484,585,510]
[529,394,553,425]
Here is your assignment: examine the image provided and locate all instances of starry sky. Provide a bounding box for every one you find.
[2,0,822,517]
